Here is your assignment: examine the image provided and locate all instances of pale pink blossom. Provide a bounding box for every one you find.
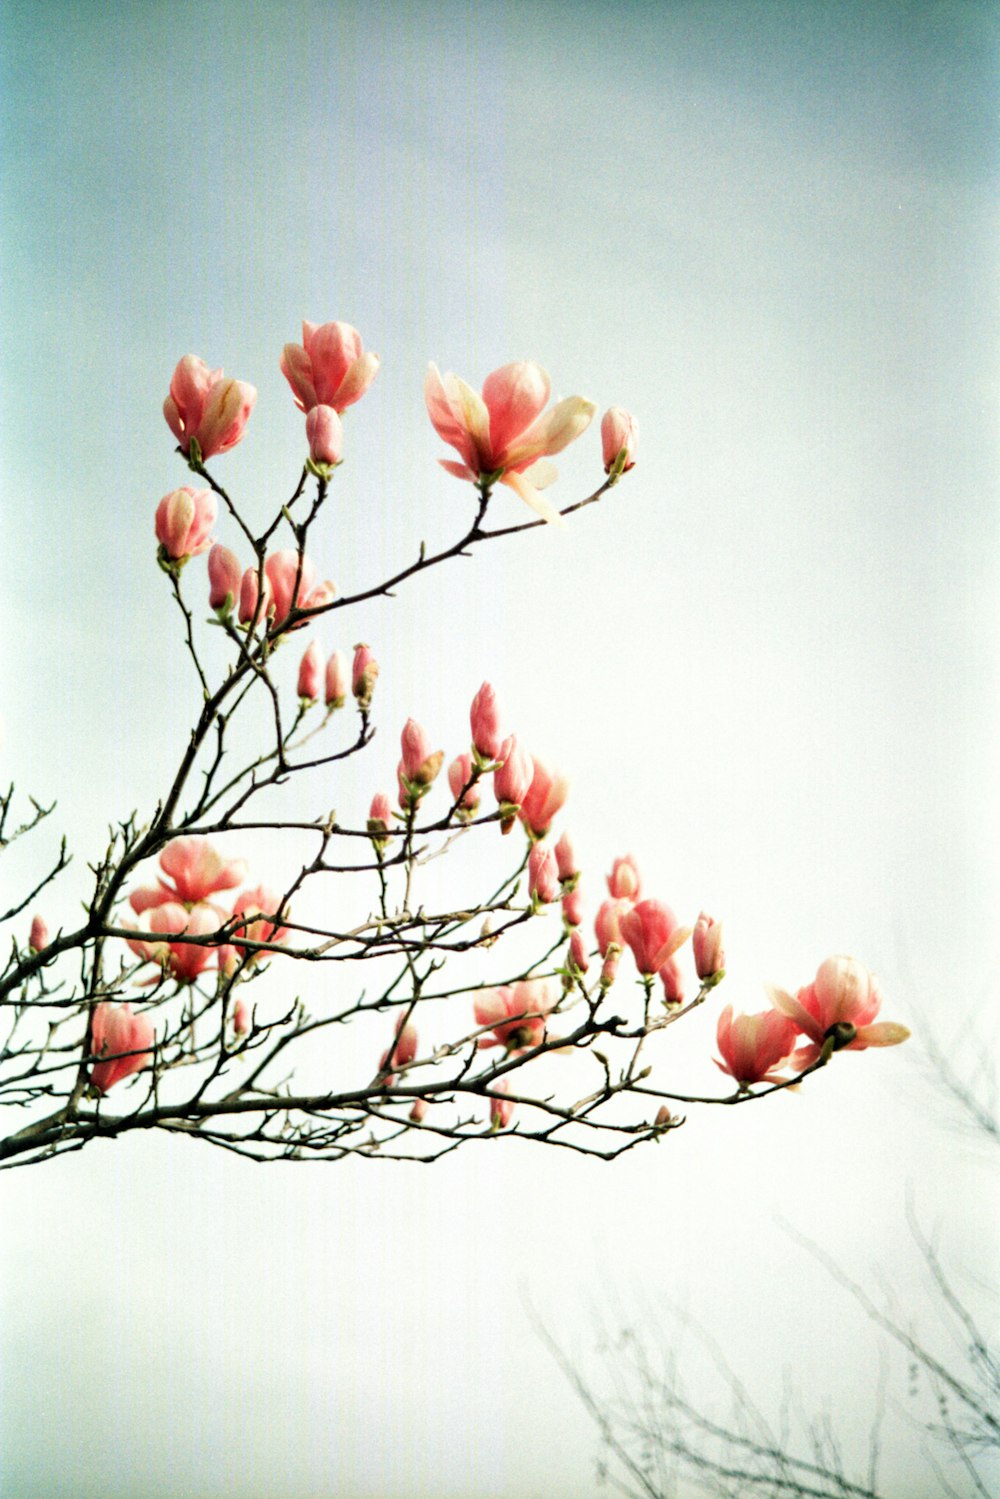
[324,650,350,709]
[281,320,380,414]
[90,1002,155,1094]
[448,753,480,814]
[425,359,596,524]
[155,836,247,906]
[352,644,379,709]
[771,956,910,1070]
[474,979,553,1053]
[601,406,639,475]
[264,551,334,626]
[470,682,503,761]
[208,544,241,613]
[493,734,533,826]
[489,1079,515,1130]
[528,843,560,904]
[554,833,578,883]
[607,855,641,902]
[658,956,685,1006]
[297,641,323,701]
[562,887,584,928]
[230,886,290,958]
[368,792,392,833]
[409,1098,428,1124]
[519,757,569,838]
[595,898,631,956]
[126,900,226,983]
[163,355,256,460]
[29,915,48,952]
[715,1005,800,1085]
[693,912,725,980]
[305,404,344,466]
[239,565,273,625]
[600,948,621,989]
[378,1017,418,1087]
[619,899,687,977]
[155,487,217,562]
[569,928,589,974]
[233,998,250,1036]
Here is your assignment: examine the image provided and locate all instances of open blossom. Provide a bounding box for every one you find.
[607,855,641,901]
[519,757,569,838]
[230,886,290,958]
[448,753,480,814]
[771,956,910,1070]
[425,359,596,524]
[715,1005,800,1086]
[693,912,725,980]
[352,644,379,709]
[620,899,687,976]
[155,487,216,562]
[325,650,350,709]
[208,544,241,613]
[297,641,323,701]
[305,404,343,467]
[601,406,639,474]
[528,843,560,904]
[129,836,247,912]
[489,1079,515,1131]
[90,1002,155,1094]
[127,900,226,983]
[265,551,334,626]
[163,355,256,460]
[281,320,380,413]
[474,979,553,1053]
[470,682,503,761]
[378,1017,418,1087]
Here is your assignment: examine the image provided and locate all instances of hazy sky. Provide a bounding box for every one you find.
[1,3,997,1496]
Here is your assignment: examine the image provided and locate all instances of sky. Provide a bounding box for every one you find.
[0,2,997,1496]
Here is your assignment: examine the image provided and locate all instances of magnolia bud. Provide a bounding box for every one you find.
[325,649,350,709]
[29,914,48,953]
[352,644,379,710]
[208,544,241,615]
[297,641,323,702]
[470,681,503,762]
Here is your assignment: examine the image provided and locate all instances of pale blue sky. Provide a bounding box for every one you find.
[1,3,997,1496]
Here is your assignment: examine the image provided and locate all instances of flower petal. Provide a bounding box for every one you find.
[501,470,567,528]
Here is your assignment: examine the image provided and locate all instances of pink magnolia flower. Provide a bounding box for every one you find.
[715,1005,799,1086]
[409,1098,428,1124]
[474,979,553,1053]
[155,487,217,562]
[352,643,379,709]
[595,898,631,956]
[562,887,584,928]
[425,359,596,524]
[489,1078,515,1131]
[493,734,533,829]
[378,1017,418,1087]
[619,899,687,977]
[233,998,250,1036]
[208,544,241,613]
[601,406,639,475]
[554,833,578,883]
[230,886,290,958]
[368,792,392,833]
[29,915,48,952]
[519,757,569,838]
[470,682,503,761]
[297,641,323,701]
[126,900,226,983]
[607,855,641,901]
[129,836,247,913]
[771,956,910,1070]
[305,404,344,467]
[163,355,256,460]
[90,1002,155,1094]
[528,843,560,904]
[325,650,350,709]
[448,753,480,814]
[568,927,589,974]
[600,948,621,989]
[693,912,725,981]
[658,955,685,1006]
[264,551,334,626]
[281,320,380,414]
[239,565,273,625]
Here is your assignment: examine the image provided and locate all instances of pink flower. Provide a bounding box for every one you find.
[90,1002,155,1094]
[771,956,910,1070]
[155,487,217,563]
[489,1078,514,1130]
[519,757,569,838]
[325,649,350,709]
[493,734,533,827]
[233,998,250,1036]
[378,1017,418,1087]
[281,320,380,414]
[398,720,444,808]
[208,544,241,614]
[305,404,344,468]
[569,927,589,974]
[164,355,256,460]
[297,642,323,701]
[658,956,685,1006]
[425,359,596,524]
[448,753,480,814]
[474,980,553,1053]
[368,792,392,834]
[230,886,290,959]
[352,644,379,710]
[528,843,560,904]
[554,833,578,883]
[715,1005,799,1086]
[239,566,273,625]
[470,682,503,762]
[607,855,641,901]
[600,948,621,989]
[265,551,335,626]
[150,836,247,907]
[693,912,725,981]
[619,899,686,977]
[595,898,630,956]
[409,1098,428,1124]
[562,887,584,928]
[601,406,639,475]
[126,900,226,983]
[29,915,48,952]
